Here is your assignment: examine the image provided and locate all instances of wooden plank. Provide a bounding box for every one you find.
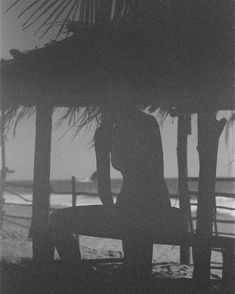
[71,176,77,207]
[187,177,235,182]
[189,190,235,198]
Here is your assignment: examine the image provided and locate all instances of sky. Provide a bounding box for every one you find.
[1,2,234,180]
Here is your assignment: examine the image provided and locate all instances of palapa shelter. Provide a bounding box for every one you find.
[1,0,234,288]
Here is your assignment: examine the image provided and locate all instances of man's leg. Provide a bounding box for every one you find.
[122,236,153,293]
[49,209,81,263]
[48,205,107,263]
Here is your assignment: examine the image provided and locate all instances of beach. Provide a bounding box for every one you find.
[1,179,234,293]
[2,203,191,269]
[0,205,224,294]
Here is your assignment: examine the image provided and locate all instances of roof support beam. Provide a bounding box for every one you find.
[193,110,226,286]
[177,114,192,265]
[31,103,52,261]
[0,107,6,229]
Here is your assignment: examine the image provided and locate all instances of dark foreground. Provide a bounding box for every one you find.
[0,259,231,294]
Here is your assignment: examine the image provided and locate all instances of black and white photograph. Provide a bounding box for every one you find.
[0,1,234,293]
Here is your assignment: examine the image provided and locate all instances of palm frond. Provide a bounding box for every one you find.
[21,0,50,29]
[4,0,21,14]
[5,0,154,38]
[56,106,101,137]
[4,106,36,136]
[29,1,64,33]
[17,0,44,19]
[55,0,78,39]
[6,0,233,44]
[38,0,71,38]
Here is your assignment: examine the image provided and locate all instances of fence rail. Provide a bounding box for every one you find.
[187,177,235,182]
[4,188,32,202]
[4,214,31,220]
[188,190,235,198]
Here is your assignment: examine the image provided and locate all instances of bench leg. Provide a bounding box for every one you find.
[222,244,235,294]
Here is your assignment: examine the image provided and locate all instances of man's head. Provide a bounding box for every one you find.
[101,96,138,125]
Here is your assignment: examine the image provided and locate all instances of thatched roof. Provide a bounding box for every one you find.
[1,1,234,113]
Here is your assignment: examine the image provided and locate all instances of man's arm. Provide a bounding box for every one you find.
[94,128,114,208]
[141,116,169,196]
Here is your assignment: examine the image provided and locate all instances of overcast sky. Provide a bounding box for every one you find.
[1,3,234,180]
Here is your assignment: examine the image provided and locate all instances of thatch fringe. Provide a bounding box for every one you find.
[2,0,234,131]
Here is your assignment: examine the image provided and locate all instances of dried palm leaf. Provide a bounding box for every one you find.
[5,0,163,38]
[3,106,36,136]
[38,0,71,38]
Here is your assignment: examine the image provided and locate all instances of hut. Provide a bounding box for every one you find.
[1,0,234,290]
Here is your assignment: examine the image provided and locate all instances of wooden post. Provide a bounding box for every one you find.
[71,176,79,244]
[193,110,226,286]
[0,108,6,229]
[72,176,77,207]
[222,242,235,293]
[31,103,52,261]
[177,114,191,265]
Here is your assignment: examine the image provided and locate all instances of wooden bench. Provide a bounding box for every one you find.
[78,228,235,290]
[68,205,234,288]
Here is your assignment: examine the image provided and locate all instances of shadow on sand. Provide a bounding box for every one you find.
[0,258,229,294]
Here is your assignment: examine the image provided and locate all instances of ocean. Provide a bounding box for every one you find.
[3,178,235,237]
